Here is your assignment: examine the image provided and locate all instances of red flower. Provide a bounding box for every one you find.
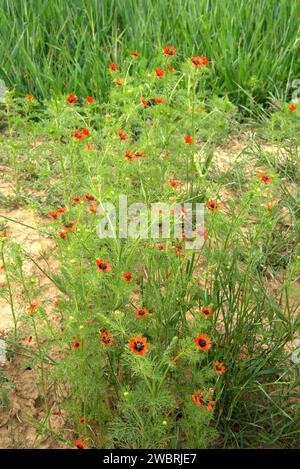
[59,231,67,239]
[124,150,137,161]
[85,144,93,150]
[167,67,175,72]
[115,79,123,86]
[184,134,193,144]
[259,173,272,184]
[27,301,39,314]
[201,306,212,317]
[191,389,205,408]
[135,307,148,319]
[134,151,145,158]
[73,130,84,140]
[109,63,119,71]
[83,193,96,203]
[67,94,77,104]
[88,205,96,214]
[163,45,176,57]
[174,244,184,256]
[86,96,94,103]
[98,331,113,346]
[206,401,215,412]
[129,336,149,355]
[63,221,76,232]
[131,51,141,57]
[73,128,90,140]
[289,104,297,111]
[155,67,165,77]
[168,178,181,189]
[96,259,112,272]
[154,97,164,104]
[49,207,66,220]
[48,211,60,221]
[118,129,129,140]
[74,439,88,449]
[207,200,221,211]
[192,389,215,411]
[191,56,209,67]
[25,94,34,101]
[141,98,150,108]
[195,333,212,351]
[79,417,85,424]
[71,195,82,204]
[123,272,133,282]
[72,340,81,350]
[213,361,225,375]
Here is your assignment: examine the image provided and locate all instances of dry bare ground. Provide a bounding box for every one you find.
[0,167,67,447]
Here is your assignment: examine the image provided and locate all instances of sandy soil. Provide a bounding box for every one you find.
[0,166,67,448]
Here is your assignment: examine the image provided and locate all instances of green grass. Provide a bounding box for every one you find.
[0,3,299,449]
[0,0,299,109]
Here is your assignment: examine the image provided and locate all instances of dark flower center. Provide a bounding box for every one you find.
[101,335,111,343]
[198,339,206,347]
[134,341,144,352]
[99,263,107,270]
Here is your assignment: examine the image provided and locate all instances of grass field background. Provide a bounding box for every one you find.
[0,0,299,110]
[0,0,300,450]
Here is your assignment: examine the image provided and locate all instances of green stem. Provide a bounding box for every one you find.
[1,242,17,339]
